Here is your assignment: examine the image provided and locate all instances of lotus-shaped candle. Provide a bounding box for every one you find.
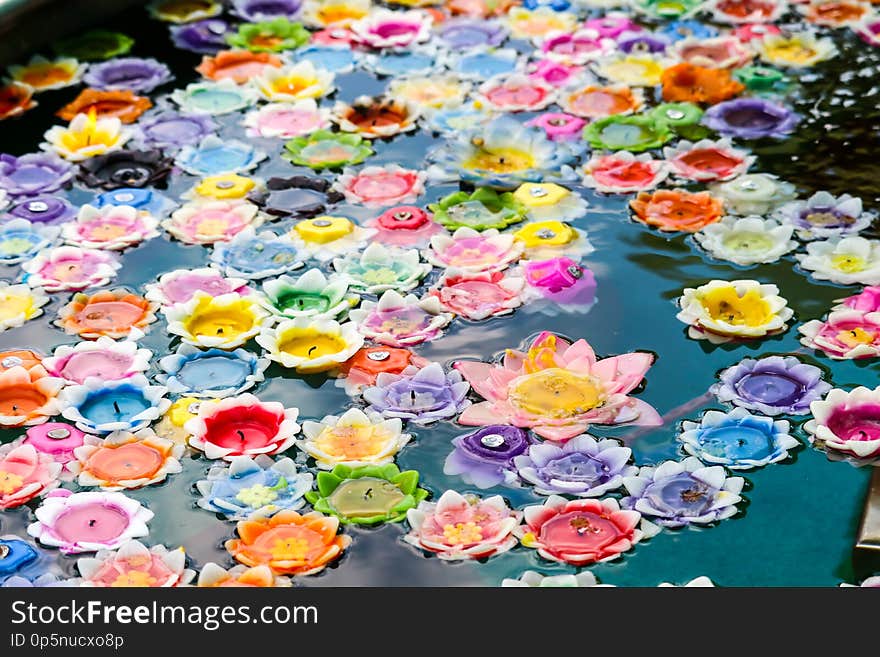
[197,563,290,587]
[56,290,158,340]
[516,495,658,565]
[0,152,73,197]
[673,36,753,69]
[261,270,355,322]
[336,346,429,395]
[583,152,668,193]
[232,0,303,21]
[362,362,471,424]
[333,243,430,294]
[334,165,425,208]
[806,386,880,460]
[350,9,432,48]
[188,173,259,202]
[283,129,374,169]
[332,96,419,139]
[60,375,170,434]
[306,464,429,525]
[92,187,175,217]
[0,82,36,121]
[430,188,526,232]
[0,219,59,265]
[149,0,223,22]
[511,182,588,222]
[42,112,131,162]
[243,100,331,138]
[77,149,173,191]
[196,455,313,520]
[27,489,153,554]
[297,408,411,469]
[583,114,673,152]
[185,393,300,461]
[475,73,556,112]
[527,112,586,142]
[210,227,303,280]
[559,84,643,120]
[444,425,532,489]
[144,268,249,308]
[133,111,217,151]
[227,16,309,52]
[540,29,615,65]
[196,50,282,83]
[702,98,799,140]
[158,344,269,398]
[0,365,63,428]
[513,220,594,261]
[20,422,86,471]
[454,331,660,441]
[518,257,597,315]
[502,571,608,587]
[514,434,636,497]
[679,407,798,469]
[62,204,159,251]
[175,135,266,178]
[0,283,50,332]
[171,79,260,115]
[256,317,363,373]
[528,59,583,88]
[756,32,839,68]
[301,0,369,27]
[665,139,753,182]
[8,55,85,92]
[774,191,872,240]
[504,7,577,40]
[254,62,335,103]
[424,227,524,273]
[428,269,525,320]
[165,292,272,349]
[694,216,796,266]
[705,0,784,22]
[799,309,880,359]
[366,206,442,248]
[835,286,880,313]
[164,200,263,245]
[75,540,194,587]
[621,457,743,527]
[713,356,831,416]
[22,246,121,292]
[0,444,61,509]
[796,237,880,285]
[225,510,350,575]
[711,173,796,216]
[404,490,519,560]
[349,290,454,346]
[43,338,152,385]
[387,74,471,111]
[427,116,577,188]
[660,63,744,104]
[68,430,183,490]
[631,189,723,232]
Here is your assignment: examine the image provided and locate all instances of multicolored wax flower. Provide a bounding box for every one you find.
[256,317,363,373]
[348,290,454,347]
[799,309,880,360]
[297,408,412,469]
[75,540,194,587]
[805,386,880,461]
[68,430,184,491]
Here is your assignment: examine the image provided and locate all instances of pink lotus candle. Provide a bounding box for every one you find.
[42,337,152,384]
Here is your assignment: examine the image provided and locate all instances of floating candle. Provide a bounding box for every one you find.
[70,430,184,490]
[60,376,170,434]
[164,291,272,349]
[42,337,152,384]
[159,344,268,398]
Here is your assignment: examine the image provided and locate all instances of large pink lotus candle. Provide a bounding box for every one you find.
[42,337,152,384]
[0,443,62,509]
[185,393,300,460]
[76,540,194,587]
[27,489,153,554]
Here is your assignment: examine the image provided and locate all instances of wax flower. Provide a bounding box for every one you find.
[805,386,880,460]
[170,19,233,53]
[710,173,796,216]
[243,100,331,139]
[802,0,871,27]
[289,215,375,261]
[165,292,272,349]
[445,47,518,82]
[775,191,873,240]
[227,18,310,52]
[75,540,193,587]
[583,152,668,193]
[424,227,524,273]
[153,397,218,445]
[83,57,173,94]
[187,173,259,202]
[148,0,223,22]
[0,283,50,332]
[444,425,532,489]
[297,408,411,469]
[254,62,335,103]
[502,571,609,587]
[517,257,597,315]
[362,362,471,424]
[593,54,672,87]
[68,430,183,490]
[197,563,290,587]
[363,206,442,249]
[19,422,86,472]
[210,227,303,280]
[664,139,753,182]
[704,0,785,22]
[528,59,583,88]
[196,455,313,520]
[475,73,556,112]
[163,200,264,245]
[334,165,425,208]
[512,183,588,223]
[59,375,170,434]
[630,189,724,232]
[42,337,152,385]
[349,290,454,346]
[256,317,363,373]
[428,269,525,320]
[195,50,283,83]
[713,355,831,416]
[62,204,159,251]
[77,149,173,191]
[455,331,660,441]
[260,269,356,321]
[332,243,430,295]
[144,268,249,308]
[796,237,880,285]
[673,36,754,69]
[300,0,370,28]
[283,130,374,169]
[558,84,644,120]
[158,344,269,398]
[350,9,433,48]
[514,434,636,497]
[756,32,839,68]
[679,407,798,469]
[0,444,61,509]
[232,0,304,21]
[0,82,36,122]
[331,96,420,139]
[0,152,73,197]
[171,79,259,115]
[513,220,594,261]
[799,309,880,359]
[582,115,673,153]
[504,7,578,40]
[0,218,56,264]
[541,29,615,65]
[27,489,153,554]
[516,495,658,565]
[225,510,351,575]
[41,113,131,162]
[702,98,799,140]
[0,365,64,427]
[835,286,880,313]
[92,187,175,217]
[185,393,300,461]
[22,245,120,292]
[430,188,526,232]
[621,457,743,527]
[7,56,85,92]
[694,216,797,266]
[404,490,519,560]
[527,112,586,142]
[175,136,266,178]
[56,290,158,340]
[660,63,744,105]
[336,347,430,395]
[306,464,429,525]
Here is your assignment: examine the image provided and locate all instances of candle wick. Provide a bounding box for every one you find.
[308,345,317,356]
[237,430,246,441]
[363,487,373,499]
[12,405,18,412]
[217,328,224,334]
[113,401,120,414]
[88,519,96,527]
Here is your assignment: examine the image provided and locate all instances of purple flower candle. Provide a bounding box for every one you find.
[170,19,232,54]
[83,58,173,94]
[0,153,73,197]
[702,98,799,139]
[3,195,76,224]
[443,425,531,488]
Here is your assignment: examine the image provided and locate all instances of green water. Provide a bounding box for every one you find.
[1,8,879,586]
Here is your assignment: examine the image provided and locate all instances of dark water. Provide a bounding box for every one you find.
[1,7,879,586]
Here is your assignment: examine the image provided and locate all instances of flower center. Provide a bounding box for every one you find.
[830,254,866,273]
[442,521,483,545]
[508,368,603,418]
[700,287,772,327]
